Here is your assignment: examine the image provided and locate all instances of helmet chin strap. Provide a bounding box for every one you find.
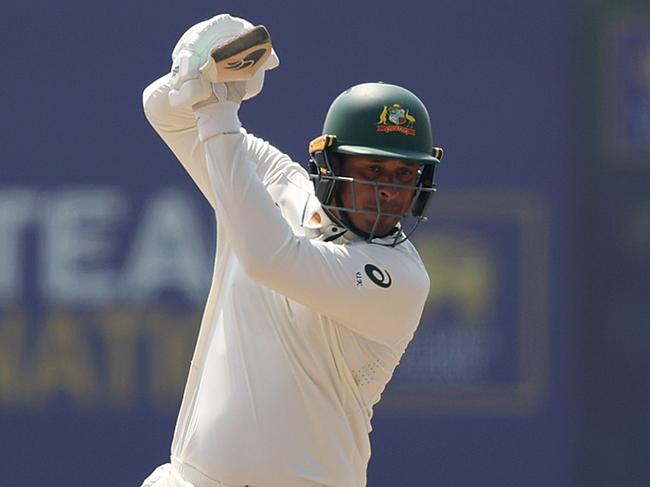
[326,204,421,247]
[323,196,361,236]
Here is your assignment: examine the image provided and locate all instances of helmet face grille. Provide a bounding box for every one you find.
[308,171,435,246]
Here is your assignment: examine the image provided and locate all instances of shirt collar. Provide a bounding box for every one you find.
[301,195,358,243]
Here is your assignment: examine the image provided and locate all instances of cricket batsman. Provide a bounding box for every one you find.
[140,13,443,487]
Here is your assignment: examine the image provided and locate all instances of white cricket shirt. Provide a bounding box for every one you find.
[143,75,430,487]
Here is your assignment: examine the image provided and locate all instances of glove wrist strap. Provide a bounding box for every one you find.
[194,101,241,141]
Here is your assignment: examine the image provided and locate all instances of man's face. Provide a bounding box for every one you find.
[333,154,421,237]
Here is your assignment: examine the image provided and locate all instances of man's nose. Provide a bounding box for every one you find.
[378,183,399,201]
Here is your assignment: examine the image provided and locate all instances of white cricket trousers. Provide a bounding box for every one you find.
[140,457,248,487]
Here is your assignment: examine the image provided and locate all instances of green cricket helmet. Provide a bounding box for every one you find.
[308,82,444,244]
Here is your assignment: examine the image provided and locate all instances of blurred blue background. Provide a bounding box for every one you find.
[0,0,648,486]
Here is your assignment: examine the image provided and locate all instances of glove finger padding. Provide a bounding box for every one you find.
[168,50,213,108]
[168,13,279,108]
[169,14,253,109]
[171,14,255,66]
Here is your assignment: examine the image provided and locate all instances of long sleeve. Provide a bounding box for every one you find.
[142,74,304,209]
[143,74,217,207]
[203,132,430,348]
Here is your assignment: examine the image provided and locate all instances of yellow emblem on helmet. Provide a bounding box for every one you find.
[376,104,416,136]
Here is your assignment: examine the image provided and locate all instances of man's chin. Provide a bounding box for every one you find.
[374,226,399,237]
[355,218,399,237]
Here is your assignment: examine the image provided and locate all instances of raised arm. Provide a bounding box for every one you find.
[142,14,280,208]
[143,75,216,206]
[144,13,430,346]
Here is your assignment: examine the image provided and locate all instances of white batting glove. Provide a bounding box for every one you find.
[168,14,279,109]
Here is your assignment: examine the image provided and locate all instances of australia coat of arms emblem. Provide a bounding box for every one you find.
[376,103,416,135]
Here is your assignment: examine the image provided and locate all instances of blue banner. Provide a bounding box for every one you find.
[0,1,574,486]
